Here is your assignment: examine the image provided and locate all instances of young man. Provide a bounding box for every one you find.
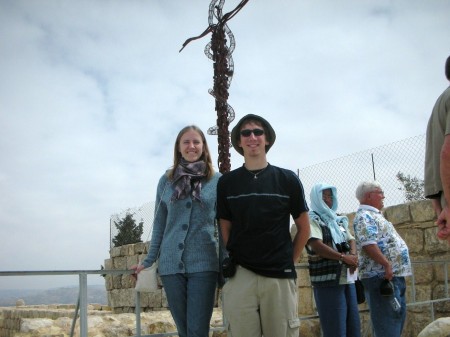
[217,114,310,337]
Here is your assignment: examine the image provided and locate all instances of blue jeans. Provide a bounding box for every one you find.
[313,283,361,337]
[160,271,218,337]
[361,276,407,337]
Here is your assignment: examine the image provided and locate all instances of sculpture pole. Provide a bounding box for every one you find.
[180,0,249,173]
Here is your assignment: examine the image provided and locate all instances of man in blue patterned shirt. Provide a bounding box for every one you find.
[353,181,411,337]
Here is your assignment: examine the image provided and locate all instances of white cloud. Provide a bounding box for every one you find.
[0,0,449,289]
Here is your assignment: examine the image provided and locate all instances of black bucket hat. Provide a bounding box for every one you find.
[230,114,276,156]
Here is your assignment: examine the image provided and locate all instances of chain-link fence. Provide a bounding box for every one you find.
[110,201,156,249]
[298,134,426,214]
[110,134,426,248]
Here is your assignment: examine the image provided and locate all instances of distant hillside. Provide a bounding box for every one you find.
[0,285,107,307]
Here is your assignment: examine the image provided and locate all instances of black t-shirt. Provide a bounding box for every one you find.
[217,164,309,278]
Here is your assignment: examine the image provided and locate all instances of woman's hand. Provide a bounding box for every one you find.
[343,254,358,273]
[130,264,145,280]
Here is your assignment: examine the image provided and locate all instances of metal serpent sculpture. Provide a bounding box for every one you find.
[180,0,249,173]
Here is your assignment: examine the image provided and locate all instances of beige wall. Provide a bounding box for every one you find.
[294,199,450,336]
[104,199,450,336]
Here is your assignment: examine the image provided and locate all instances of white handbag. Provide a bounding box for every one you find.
[135,262,159,292]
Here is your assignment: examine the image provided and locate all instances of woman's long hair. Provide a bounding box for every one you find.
[167,125,215,180]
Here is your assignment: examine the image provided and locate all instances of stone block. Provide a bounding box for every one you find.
[434,255,450,282]
[146,320,177,335]
[110,246,122,258]
[384,203,411,225]
[296,266,310,287]
[298,317,321,337]
[112,275,122,289]
[148,291,163,309]
[19,318,53,332]
[400,227,424,254]
[105,275,113,291]
[109,289,135,308]
[118,288,136,307]
[104,258,113,270]
[410,200,435,223]
[113,256,127,270]
[297,286,314,315]
[418,317,450,337]
[410,259,434,284]
[120,245,129,257]
[127,255,139,268]
[54,317,71,331]
[131,242,147,254]
[86,315,104,329]
[121,274,135,289]
[406,312,437,337]
[433,285,450,312]
[136,291,149,307]
[127,244,135,256]
[407,285,432,313]
[425,227,449,254]
[162,289,169,308]
[358,311,371,335]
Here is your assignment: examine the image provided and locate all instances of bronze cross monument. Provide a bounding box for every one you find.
[180,0,250,174]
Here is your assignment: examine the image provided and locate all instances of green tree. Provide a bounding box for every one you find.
[396,171,426,202]
[112,213,143,247]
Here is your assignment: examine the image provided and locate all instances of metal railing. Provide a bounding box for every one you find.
[1,260,449,337]
[0,269,129,337]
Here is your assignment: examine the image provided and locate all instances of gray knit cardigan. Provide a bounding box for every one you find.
[142,171,221,275]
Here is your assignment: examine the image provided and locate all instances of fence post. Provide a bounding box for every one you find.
[79,273,88,337]
[135,292,141,337]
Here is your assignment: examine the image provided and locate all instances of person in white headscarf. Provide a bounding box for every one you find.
[306,183,361,337]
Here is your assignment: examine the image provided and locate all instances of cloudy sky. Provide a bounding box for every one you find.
[1,0,449,290]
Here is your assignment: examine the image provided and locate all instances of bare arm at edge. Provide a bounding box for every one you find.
[440,135,450,207]
[436,135,450,242]
[292,211,311,263]
[219,218,232,248]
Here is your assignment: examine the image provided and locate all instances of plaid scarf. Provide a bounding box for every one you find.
[171,159,206,202]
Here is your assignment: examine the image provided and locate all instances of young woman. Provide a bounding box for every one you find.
[132,125,221,337]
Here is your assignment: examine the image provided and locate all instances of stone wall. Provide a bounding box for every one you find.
[104,241,170,314]
[0,304,224,337]
[0,304,110,337]
[295,199,450,337]
[104,199,449,336]
[2,200,447,337]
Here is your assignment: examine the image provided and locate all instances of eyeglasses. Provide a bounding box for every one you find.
[370,190,385,196]
[240,128,265,137]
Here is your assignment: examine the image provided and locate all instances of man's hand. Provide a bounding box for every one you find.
[383,263,393,281]
[437,206,450,243]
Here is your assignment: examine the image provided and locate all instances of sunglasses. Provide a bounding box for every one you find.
[240,128,265,137]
